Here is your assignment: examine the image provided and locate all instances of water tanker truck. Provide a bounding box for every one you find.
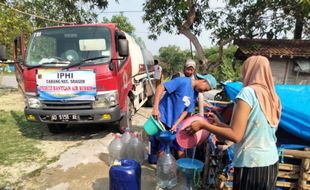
[0,24,155,133]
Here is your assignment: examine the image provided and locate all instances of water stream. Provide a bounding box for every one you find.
[191,147,196,162]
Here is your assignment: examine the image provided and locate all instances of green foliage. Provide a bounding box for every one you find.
[217,45,242,82]
[204,45,241,82]
[10,0,111,25]
[142,0,309,73]
[101,14,147,49]
[158,44,241,82]
[102,14,135,33]
[142,0,209,39]
[206,0,310,41]
[0,0,115,59]
[158,45,192,77]
[0,6,33,59]
[0,0,115,60]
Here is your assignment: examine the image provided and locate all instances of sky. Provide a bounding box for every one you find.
[98,0,225,55]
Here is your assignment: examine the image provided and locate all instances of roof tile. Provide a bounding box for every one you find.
[234,39,310,58]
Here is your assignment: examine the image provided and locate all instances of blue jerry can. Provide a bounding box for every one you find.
[109,159,141,190]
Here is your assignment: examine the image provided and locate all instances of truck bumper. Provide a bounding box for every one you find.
[25,106,121,124]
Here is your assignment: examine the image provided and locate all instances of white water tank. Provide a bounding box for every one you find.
[124,33,154,77]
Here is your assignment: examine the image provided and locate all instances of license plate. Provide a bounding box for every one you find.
[50,114,78,121]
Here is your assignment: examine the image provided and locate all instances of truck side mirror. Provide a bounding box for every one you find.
[0,45,7,61]
[14,35,25,64]
[118,39,129,57]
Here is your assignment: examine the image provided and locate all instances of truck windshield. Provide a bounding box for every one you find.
[25,26,112,67]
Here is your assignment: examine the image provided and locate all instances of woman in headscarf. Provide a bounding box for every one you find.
[186,55,282,190]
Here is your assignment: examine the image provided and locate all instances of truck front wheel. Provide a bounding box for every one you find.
[119,97,134,132]
[47,124,67,134]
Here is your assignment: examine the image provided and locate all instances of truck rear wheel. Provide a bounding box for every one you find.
[47,124,67,134]
[118,97,134,132]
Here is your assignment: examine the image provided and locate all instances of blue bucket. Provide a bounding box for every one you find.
[176,158,204,176]
[143,115,165,135]
[9,64,15,72]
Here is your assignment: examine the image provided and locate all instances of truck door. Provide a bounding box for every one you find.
[115,32,131,112]
[116,56,131,112]
[13,35,26,93]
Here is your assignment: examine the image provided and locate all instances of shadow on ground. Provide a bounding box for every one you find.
[10,110,120,142]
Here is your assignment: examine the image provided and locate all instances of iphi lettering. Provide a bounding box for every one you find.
[57,72,73,79]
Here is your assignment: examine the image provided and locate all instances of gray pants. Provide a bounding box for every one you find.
[233,162,278,190]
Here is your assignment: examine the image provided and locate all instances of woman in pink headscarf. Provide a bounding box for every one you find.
[186,55,282,190]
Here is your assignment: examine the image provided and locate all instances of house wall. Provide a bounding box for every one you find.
[270,58,310,84]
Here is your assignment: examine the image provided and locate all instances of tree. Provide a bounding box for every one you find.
[157,44,240,82]
[1,0,116,27]
[201,0,310,70]
[101,14,148,49]
[205,45,242,82]
[213,0,310,40]
[157,45,191,77]
[0,0,116,59]
[0,5,33,59]
[102,14,135,33]
[142,0,210,69]
[142,0,309,72]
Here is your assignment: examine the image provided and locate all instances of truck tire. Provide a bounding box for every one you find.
[145,94,154,107]
[47,124,67,134]
[118,97,134,132]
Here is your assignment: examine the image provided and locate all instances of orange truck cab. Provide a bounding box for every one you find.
[0,24,155,133]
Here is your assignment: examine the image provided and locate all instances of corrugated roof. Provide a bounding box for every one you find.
[234,39,310,59]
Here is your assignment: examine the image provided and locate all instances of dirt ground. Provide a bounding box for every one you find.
[1,89,160,190]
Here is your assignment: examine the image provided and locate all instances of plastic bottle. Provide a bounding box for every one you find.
[136,135,146,163]
[120,129,132,159]
[121,129,132,144]
[129,133,145,163]
[156,132,177,189]
[108,133,123,166]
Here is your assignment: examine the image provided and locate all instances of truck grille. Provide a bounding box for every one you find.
[41,100,93,110]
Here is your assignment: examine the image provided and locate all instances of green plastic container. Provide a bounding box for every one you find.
[143,116,165,135]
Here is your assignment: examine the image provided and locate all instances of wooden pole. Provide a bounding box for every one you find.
[298,148,310,190]
[284,149,310,159]
[198,92,211,187]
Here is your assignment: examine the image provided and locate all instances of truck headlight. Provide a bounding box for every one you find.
[25,96,42,109]
[94,90,118,108]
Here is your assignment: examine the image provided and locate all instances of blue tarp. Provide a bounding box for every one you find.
[224,82,310,143]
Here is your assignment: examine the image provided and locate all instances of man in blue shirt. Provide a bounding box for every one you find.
[152,74,217,157]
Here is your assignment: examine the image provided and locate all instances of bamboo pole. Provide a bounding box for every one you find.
[284,149,310,159]
[206,100,232,105]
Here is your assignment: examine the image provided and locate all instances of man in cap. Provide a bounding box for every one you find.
[196,73,217,90]
[171,59,197,80]
[152,73,217,158]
